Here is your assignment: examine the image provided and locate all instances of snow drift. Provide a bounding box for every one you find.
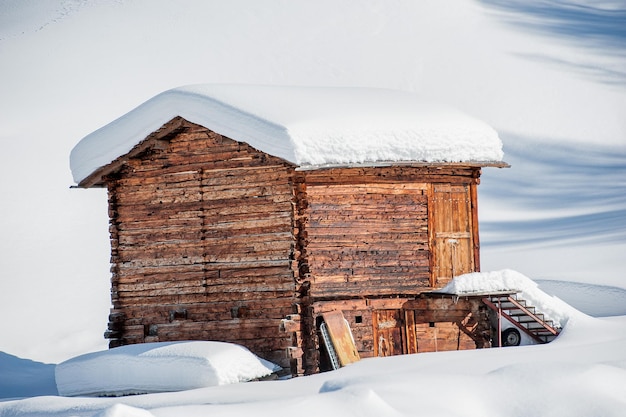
[54,341,280,397]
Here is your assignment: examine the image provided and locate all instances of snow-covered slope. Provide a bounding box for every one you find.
[1,310,625,417]
[0,0,624,366]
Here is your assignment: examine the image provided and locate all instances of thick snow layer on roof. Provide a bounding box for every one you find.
[440,269,583,327]
[69,85,504,184]
[54,341,280,397]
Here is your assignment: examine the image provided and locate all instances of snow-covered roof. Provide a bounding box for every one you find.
[70,84,504,185]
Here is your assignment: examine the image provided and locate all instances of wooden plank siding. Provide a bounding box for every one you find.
[310,296,490,373]
[95,117,489,376]
[401,296,492,352]
[294,166,483,373]
[105,123,300,369]
[302,181,430,298]
[298,167,481,298]
[428,183,477,288]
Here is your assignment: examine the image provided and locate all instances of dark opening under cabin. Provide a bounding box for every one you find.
[70,85,510,376]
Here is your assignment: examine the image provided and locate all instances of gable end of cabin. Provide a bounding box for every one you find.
[100,118,303,371]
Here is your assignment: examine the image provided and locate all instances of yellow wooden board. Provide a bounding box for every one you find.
[321,310,360,366]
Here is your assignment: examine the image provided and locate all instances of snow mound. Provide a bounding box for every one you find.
[93,404,156,417]
[0,352,57,399]
[70,84,504,184]
[54,341,280,397]
[440,269,584,327]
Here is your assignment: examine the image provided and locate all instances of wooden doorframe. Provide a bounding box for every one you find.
[372,309,404,357]
[469,181,481,272]
[427,182,478,288]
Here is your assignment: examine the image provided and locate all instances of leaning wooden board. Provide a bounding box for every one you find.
[321,310,360,366]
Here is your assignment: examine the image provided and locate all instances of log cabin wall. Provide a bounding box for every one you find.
[295,165,483,373]
[104,122,300,369]
[97,117,486,376]
[299,165,481,298]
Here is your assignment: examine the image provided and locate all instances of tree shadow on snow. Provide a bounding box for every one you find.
[479,133,626,247]
[479,0,626,85]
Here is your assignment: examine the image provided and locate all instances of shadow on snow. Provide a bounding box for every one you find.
[480,0,626,85]
[480,133,626,247]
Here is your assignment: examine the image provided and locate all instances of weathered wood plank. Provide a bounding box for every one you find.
[321,310,360,366]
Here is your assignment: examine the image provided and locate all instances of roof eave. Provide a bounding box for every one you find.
[295,160,510,171]
[75,117,191,188]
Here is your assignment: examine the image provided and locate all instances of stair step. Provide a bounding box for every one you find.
[524,322,549,330]
[491,297,529,307]
[484,293,561,345]
[489,296,525,305]
[532,328,558,334]
[508,308,540,315]
[513,314,544,322]
[494,303,533,312]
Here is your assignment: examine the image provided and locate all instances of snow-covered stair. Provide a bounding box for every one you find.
[482,293,561,344]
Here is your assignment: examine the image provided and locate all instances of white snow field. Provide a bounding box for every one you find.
[0,1,625,415]
[1,270,625,416]
[1,0,624,366]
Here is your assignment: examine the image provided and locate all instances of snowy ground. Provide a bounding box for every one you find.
[1,271,625,417]
[1,0,624,365]
[0,1,624,415]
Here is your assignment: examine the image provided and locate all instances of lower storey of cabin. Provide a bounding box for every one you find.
[291,294,492,375]
[105,294,492,377]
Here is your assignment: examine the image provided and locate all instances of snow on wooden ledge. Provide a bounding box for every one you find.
[439,269,585,328]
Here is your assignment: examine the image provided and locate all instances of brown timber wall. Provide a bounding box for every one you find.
[299,166,480,298]
[295,166,482,373]
[401,296,492,353]
[105,123,299,367]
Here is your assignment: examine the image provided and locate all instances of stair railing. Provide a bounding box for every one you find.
[482,295,559,345]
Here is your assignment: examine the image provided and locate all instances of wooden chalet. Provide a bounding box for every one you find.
[71,85,508,376]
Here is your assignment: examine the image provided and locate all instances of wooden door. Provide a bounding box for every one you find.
[429,184,476,288]
[373,310,404,357]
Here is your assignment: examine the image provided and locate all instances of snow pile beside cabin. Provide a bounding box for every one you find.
[69,84,504,184]
[54,341,280,397]
[440,269,584,328]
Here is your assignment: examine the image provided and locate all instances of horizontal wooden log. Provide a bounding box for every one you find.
[307,248,428,262]
[116,258,293,275]
[117,280,296,298]
[117,229,294,252]
[310,269,430,284]
[116,272,296,292]
[306,234,428,247]
[118,308,295,325]
[311,299,370,312]
[115,290,297,307]
[302,166,480,185]
[116,248,292,267]
[310,286,430,299]
[119,299,295,319]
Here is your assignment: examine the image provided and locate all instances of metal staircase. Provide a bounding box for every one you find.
[482,293,561,345]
